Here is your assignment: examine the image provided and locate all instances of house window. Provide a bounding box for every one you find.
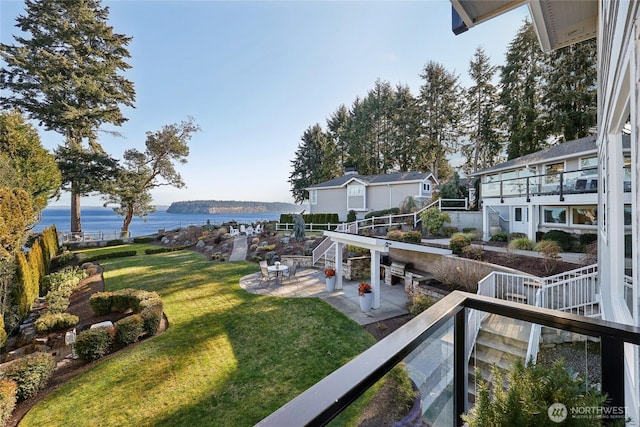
[423,182,431,192]
[579,156,598,173]
[543,207,567,224]
[515,207,523,222]
[544,162,564,184]
[309,189,317,205]
[347,183,365,210]
[571,206,597,226]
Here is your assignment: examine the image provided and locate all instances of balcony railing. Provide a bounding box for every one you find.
[257,291,640,426]
[481,166,631,202]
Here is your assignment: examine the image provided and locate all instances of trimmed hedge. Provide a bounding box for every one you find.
[0,352,55,402]
[82,250,137,263]
[89,289,163,337]
[364,208,400,219]
[541,230,573,251]
[114,315,144,347]
[133,236,154,243]
[75,328,114,362]
[278,213,339,229]
[0,379,16,427]
[144,244,192,254]
[34,313,79,334]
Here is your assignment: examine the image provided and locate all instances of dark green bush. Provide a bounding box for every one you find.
[82,250,137,263]
[490,232,508,242]
[365,208,400,219]
[402,231,423,244]
[542,230,573,251]
[441,226,458,237]
[106,239,125,246]
[141,306,162,336]
[462,227,476,233]
[0,352,55,401]
[449,233,471,255]
[34,313,79,333]
[133,236,154,243]
[144,244,192,254]
[76,328,113,362]
[89,293,112,316]
[579,233,597,246]
[114,315,144,347]
[0,379,16,426]
[110,291,139,313]
[347,210,357,222]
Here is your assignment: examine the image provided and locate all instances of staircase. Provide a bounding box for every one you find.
[467,313,531,403]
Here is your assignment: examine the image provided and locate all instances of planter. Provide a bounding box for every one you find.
[359,292,373,312]
[325,276,336,292]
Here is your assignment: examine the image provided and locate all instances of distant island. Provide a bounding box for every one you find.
[166,200,303,214]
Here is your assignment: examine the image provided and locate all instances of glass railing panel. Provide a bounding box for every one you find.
[481,182,500,197]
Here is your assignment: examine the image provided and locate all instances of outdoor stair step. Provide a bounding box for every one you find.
[475,328,530,352]
[474,335,528,360]
[479,313,532,344]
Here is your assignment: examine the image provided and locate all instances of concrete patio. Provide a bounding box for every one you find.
[239,267,410,326]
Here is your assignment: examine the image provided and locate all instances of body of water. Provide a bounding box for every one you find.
[34,206,281,237]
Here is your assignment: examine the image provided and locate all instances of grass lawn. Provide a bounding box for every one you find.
[20,247,377,426]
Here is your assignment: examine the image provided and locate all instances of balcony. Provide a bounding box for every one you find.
[257,291,640,426]
[481,166,631,202]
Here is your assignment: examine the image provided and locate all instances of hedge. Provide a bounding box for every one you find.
[278,213,340,229]
[82,250,137,263]
[89,289,163,337]
[144,244,193,254]
[34,313,79,334]
[133,236,154,243]
[75,328,114,362]
[114,315,144,347]
[0,352,56,402]
[0,379,16,427]
[364,208,400,219]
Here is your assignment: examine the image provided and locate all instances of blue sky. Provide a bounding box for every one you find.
[1,1,529,207]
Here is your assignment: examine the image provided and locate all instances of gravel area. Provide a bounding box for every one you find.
[538,340,602,386]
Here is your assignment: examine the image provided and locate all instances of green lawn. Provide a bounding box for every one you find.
[20,247,377,426]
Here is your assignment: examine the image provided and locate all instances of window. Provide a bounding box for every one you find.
[309,189,317,205]
[423,182,431,192]
[515,207,523,222]
[544,163,564,184]
[543,207,567,224]
[571,206,597,226]
[579,156,598,175]
[347,183,365,210]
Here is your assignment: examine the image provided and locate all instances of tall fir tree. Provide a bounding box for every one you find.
[499,20,547,159]
[326,105,350,171]
[288,124,335,203]
[390,84,421,172]
[417,61,461,178]
[0,0,136,232]
[463,47,502,173]
[542,38,597,141]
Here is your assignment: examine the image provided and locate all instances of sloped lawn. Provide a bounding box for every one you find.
[20,250,376,426]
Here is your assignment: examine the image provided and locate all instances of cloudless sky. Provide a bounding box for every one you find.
[1,0,530,207]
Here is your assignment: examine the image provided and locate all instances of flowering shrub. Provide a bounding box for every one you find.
[358,282,372,296]
[324,268,336,278]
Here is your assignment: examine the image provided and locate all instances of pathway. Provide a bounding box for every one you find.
[229,235,248,261]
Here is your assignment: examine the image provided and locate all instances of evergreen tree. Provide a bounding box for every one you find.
[288,124,333,203]
[417,61,461,178]
[0,0,136,232]
[499,20,547,159]
[102,118,200,234]
[543,39,597,141]
[390,84,421,172]
[463,47,502,173]
[326,105,349,171]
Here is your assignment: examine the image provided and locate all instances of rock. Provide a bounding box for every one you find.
[183,240,191,246]
[90,321,114,331]
[196,240,205,248]
[221,243,229,252]
[204,246,214,252]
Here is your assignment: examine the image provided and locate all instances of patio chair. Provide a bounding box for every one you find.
[259,260,277,283]
[283,263,298,282]
[229,226,239,237]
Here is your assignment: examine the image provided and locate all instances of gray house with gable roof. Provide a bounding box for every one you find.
[306,170,438,221]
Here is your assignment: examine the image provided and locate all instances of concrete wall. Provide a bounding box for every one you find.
[443,211,483,231]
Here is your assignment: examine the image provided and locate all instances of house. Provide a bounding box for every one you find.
[306,170,438,221]
[471,135,631,242]
[452,0,640,422]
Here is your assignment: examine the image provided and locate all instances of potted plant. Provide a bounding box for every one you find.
[324,268,336,292]
[358,282,373,312]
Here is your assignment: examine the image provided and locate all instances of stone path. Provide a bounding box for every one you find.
[228,235,248,261]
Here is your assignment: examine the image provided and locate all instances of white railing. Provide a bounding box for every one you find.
[61,231,130,243]
[544,264,598,286]
[466,272,497,363]
[539,266,599,315]
[276,223,341,232]
[312,238,335,265]
[525,290,544,364]
[624,274,633,314]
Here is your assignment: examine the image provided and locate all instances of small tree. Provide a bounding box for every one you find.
[536,240,562,275]
[420,208,451,236]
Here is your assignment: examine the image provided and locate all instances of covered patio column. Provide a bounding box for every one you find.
[335,242,344,290]
[370,248,381,309]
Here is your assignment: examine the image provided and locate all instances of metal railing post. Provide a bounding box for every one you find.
[601,335,625,414]
[454,308,468,426]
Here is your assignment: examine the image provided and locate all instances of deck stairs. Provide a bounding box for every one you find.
[467,313,531,403]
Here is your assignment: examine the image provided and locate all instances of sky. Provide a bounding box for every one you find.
[0,0,530,207]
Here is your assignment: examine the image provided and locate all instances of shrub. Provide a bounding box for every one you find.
[542,229,573,251]
[133,236,154,243]
[114,315,144,347]
[462,227,476,233]
[105,239,125,246]
[535,240,562,275]
[0,379,16,426]
[402,231,423,244]
[581,241,597,265]
[83,250,137,262]
[0,352,55,402]
[408,295,434,315]
[57,250,74,265]
[508,237,536,251]
[75,328,114,362]
[44,292,69,314]
[508,232,527,240]
[420,208,451,236]
[89,293,113,315]
[256,244,276,251]
[430,258,491,293]
[449,233,471,255]
[385,230,404,241]
[579,233,597,246]
[347,210,357,222]
[140,306,162,336]
[461,245,483,260]
[34,312,79,333]
[110,291,139,313]
[364,207,400,219]
[489,232,508,242]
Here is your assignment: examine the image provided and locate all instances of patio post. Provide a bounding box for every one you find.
[371,249,381,309]
[335,242,344,290]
